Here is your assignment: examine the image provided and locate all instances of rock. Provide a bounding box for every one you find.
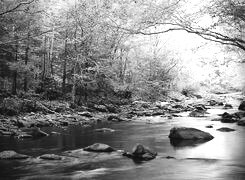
[94,105,108,112]
[206,125,213,128]
[223,104,233,109]
[220,112,238,123]
[95,128,115,133]
[123,144,157,161]
[233,112,245,119]
[78,111,93,118]
[238,101,245,111]
[50,131,61,135]
[237,118,245,126]
[23,127,49,138]
[83,143,115,152]
[39,154,63,160]
[60,121,69,126]
[208,100,223,106]
[189,111,206,117]
[0,150,29,160]
[169,127,214,140]
[107,115,125,122]
[17,133,33,139]
[217,127,235,132]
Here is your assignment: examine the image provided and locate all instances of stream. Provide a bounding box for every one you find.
[0,107,245,180]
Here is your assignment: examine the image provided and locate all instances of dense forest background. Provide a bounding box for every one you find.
[0,0,244,106]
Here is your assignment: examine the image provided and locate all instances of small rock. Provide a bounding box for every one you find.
[217,127,235,132]
[206,125,213,128]
[17,133,33,139]
[83,143,115,152]
[0,150,29,160]
[238,101,245,111]
[123,144,157,161]
[189,111,206,117]
[50,131,61,135]
[95,128,115,133]
[223,104,233,109]
[78,111,93,118]
[39,154,63,160]
[237,118,245,126]
[94,105,108,112]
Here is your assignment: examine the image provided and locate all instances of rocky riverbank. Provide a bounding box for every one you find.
[0,91,245,139]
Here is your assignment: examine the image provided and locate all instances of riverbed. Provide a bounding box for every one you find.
[0,107,245,180]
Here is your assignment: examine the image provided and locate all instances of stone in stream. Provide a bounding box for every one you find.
[83,143,115,152]
[123,144,157,161]
[223,104,233,109]
[217,127,235,132]
[39,154,63,160]
[237,118,245,126]
[0,150,29,160]
[189,110,207,117]
[238,101,245,111]
[94,128,115,133]
[168,127,214,140]
[220,112,238,123]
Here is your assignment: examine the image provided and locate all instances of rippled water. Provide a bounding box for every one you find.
[0,108,245,180]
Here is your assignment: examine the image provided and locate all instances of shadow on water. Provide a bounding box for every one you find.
[170,139,212,148]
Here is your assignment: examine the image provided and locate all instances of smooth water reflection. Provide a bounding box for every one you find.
[0,109,245,179]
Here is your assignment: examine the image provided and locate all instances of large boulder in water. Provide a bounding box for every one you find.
[0,150,29,160]
[238,101,245,111]
[83,143,115,152]
[169,127,214,140]
[123,144,157,161]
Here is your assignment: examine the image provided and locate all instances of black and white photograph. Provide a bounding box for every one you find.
[0,0,245,179]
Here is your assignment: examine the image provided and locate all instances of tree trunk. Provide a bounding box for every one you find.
[62,29,68,94]
[24,31,30,92]
[12,32,18,95]
[49,28,55,76]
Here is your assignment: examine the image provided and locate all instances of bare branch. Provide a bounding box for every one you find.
[0,0,36,16]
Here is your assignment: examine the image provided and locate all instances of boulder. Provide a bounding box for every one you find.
[39,154,63,160]
[83,143,115,152]
[238,101,245,111]
[220,112,238,123]
[223,104,233,109]
[237,118,245,126]
[0,150,29,160]
[217,127,235,132]
[123,144,157,161]
[169,127,214,140]
[206,125,213,128]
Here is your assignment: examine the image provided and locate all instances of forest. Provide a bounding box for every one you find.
[0,0,245,179]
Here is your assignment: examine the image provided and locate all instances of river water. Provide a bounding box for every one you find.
[0,107,245,180]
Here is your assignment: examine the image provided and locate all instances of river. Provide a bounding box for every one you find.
[0,107,245,180]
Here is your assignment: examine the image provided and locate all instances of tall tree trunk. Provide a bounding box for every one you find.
[49,27,55,76]
[24,30,30,92]
[62,29,68,94]
[42,35,47,80]
[12,31,18,95]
